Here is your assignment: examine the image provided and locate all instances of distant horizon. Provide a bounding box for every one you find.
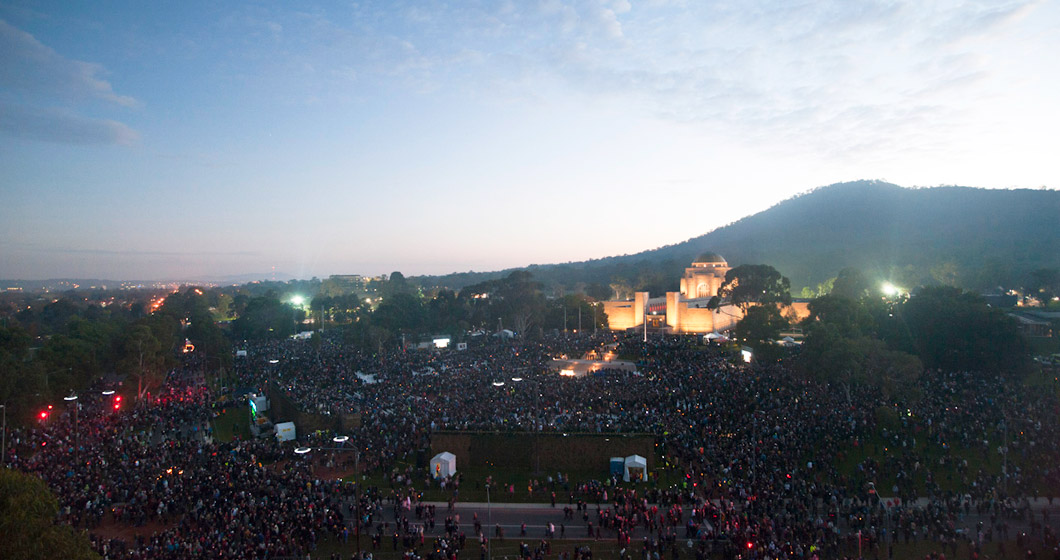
[2,180,1056,285]
[4,2,1058,281]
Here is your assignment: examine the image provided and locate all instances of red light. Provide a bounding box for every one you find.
[746,542,753,549]
[114,404,121,410]
[39,411,48,419]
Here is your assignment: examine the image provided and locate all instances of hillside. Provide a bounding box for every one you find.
[416,181,1060,294]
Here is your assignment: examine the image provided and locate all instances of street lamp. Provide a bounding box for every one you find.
[486,483,492,560]
[1,404,6,468]
[63,394,78,463]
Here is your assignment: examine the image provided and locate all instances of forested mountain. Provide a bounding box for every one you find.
[416,181,1060,295]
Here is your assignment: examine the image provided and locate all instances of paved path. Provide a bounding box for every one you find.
[355,498,1060,542]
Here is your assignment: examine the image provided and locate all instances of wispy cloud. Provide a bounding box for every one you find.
[0,101,138,145]
[0,19,137,144]
[0,19,137,106]
[40,247,260,258]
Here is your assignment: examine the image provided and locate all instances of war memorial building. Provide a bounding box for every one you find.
[602,252,743,334]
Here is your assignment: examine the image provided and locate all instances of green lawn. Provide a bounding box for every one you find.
[343,461,682,504]
[212,405,251,442]
[833,405,1052,496]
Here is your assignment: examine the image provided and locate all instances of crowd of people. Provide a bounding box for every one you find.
[5,329,1060,559]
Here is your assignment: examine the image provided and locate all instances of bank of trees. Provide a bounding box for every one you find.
[327,271,609,351]
[0,469,98,559]
[0,287,235,419]
[797,271,1030,403]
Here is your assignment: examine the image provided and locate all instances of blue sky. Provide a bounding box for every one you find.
[1,0,1057,281]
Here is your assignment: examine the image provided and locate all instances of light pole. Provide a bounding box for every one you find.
[1,404,6,468]
[486,483,492,560]
[63,393,78,464]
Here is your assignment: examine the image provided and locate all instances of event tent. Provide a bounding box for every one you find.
[275,422,296,442]
[430,452,457,479]
[623,454,648,482]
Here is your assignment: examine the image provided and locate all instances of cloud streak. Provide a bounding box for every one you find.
[0,19,137,106]
[0,101,139,145]
[0,19,137,145]
[37,247,260,257]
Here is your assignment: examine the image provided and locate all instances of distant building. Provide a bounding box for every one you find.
[602,252,811,334]
[602,253,742,334]
[1009,312,1055,338]
[319,274,370,297]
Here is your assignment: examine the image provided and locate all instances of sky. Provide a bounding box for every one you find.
[1,0,1057,281]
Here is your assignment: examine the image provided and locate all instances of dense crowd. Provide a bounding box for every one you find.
[6,330,1060,558]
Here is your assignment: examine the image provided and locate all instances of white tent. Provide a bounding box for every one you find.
[623,454,648,482]
[430,452,457,479]
[275,422,296,442]
[704,332,728,343]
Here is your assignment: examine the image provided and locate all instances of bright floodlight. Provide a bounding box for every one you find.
[268,359,280,364]
[294,447,312,454]
[290,295,305,306]
[63,394,78,401]
[492,381,505,387]
[333,435,349,443]
[511,377,523,382]
[101,390,115,396]
[881,282,899,296]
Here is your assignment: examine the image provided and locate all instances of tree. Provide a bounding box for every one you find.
[0,326,45,421]
[735,305,787,346]
[899,286,1028,374]
[119,325,164,401]
[230,294,298,340]
[495,271,546,337]
[374,292,426,335]
[798,325,922,404]
[714,264,792,312]
[585,283,612,301]
[1026,268,1060,305]
[805,294,875,336]
[799,292,923,403]
[831,267,871,300]
[0,469,99,559]
[929,261,961,287]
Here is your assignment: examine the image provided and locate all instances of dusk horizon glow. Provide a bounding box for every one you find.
[2,1,1058,281]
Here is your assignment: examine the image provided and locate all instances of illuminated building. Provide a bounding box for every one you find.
[602,253,742,334]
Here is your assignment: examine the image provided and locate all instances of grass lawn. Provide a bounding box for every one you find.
[212,404,251,442]
[343,460,684,504]
[835,397,1057,497]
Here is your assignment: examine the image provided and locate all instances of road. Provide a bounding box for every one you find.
[361,498,1060,543]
